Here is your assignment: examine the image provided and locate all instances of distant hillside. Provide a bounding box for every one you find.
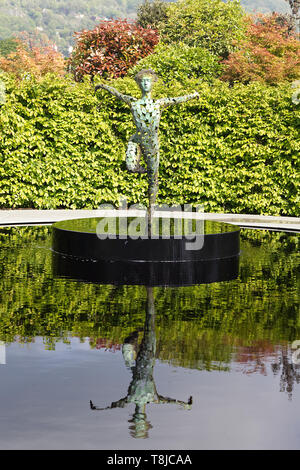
[0,0,292,56]
[0,0,141,55]
[241,0,289,14]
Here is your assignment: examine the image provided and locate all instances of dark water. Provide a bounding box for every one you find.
[0,226,299,449]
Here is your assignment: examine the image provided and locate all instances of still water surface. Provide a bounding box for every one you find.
[0,226,299,449]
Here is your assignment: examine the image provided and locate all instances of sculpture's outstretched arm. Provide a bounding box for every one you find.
[95,84,135,105]
[90,397,128,410]
[158,91,199,109]
[157,394,193,409]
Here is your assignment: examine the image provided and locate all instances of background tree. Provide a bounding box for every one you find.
[131,41,222,83]
[0,43,66,79]
[136,0,168,29]
[69,19,158,81]
[0,38,20,57]
[16,30,56,51]
[221,12,300,84]
[158,0,248,59]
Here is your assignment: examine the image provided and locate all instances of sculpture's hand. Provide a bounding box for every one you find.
[158,91,199,108]
[95,84,105,92]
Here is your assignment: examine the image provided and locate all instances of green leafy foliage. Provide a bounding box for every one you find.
[130,42,222,83]
[0,73,299,215]
[0,73,130,209]
[0,37,20,57]
[158,0,248,59]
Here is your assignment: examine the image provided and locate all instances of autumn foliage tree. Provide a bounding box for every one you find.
[0,42,66,79]
[16,30,56,52]
[69,19,159,81]
[221,13,300,85]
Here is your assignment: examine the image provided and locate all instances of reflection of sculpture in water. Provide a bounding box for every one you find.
[95,69,199,231]
[271,345,300,400]
[90,287,192,439]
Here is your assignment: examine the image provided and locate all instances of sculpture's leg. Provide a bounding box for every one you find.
[146,151,159,236]
[126,136,146,174]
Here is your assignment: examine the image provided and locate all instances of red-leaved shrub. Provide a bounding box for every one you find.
[69,19,159,81]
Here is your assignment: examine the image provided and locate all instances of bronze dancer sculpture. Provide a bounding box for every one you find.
[95,69,199,231]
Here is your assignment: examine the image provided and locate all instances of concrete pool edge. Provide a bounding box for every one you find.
[0,209,299,232]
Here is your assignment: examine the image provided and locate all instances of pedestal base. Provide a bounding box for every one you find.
[52,217,240,286]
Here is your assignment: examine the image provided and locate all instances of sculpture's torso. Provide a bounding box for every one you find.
[131,98,161,137]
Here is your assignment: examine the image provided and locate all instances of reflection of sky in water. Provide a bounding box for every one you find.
[0,227,299,449]
[0,338,300,450]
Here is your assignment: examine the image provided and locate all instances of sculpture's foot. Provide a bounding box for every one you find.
[128,165,147,174]
[138,165,147,174]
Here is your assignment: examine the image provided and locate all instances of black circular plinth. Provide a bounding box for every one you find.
[52,217,240,286]
[52,217,240,262]
[52,253,239,286]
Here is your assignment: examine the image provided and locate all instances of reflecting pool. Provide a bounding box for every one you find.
[0,226,299,449]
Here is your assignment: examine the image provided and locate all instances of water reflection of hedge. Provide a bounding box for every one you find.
[0,227,299,371]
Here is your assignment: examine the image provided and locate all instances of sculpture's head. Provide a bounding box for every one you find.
[134,69,158,93]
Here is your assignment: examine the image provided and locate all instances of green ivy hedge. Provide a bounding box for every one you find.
[0,72,299,215]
